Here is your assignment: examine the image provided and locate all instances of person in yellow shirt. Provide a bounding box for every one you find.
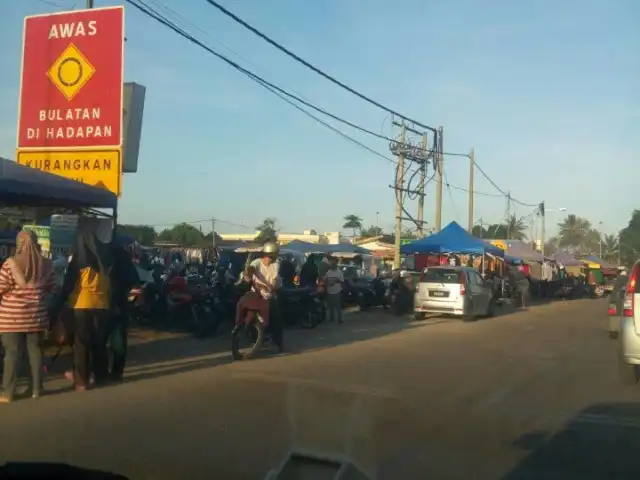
[58,226,114,391]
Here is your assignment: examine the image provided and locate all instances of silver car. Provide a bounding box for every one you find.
[414,266,495,321]
[607,274,628,339]
[619,261,640,384]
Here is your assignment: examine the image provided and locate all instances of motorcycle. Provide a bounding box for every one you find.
[231,285,323,361]
[278,286,324,329]
[388,276,413,316]
[357,277,390,311]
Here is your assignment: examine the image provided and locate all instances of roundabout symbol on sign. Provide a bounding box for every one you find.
[57,57,83,87]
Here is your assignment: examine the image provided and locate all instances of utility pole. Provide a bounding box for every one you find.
[416,133,428,237]
[434,127,444,232]
[211,218,216,249]
[476,217,484,238]
[389,119,431,266]
[468,148,475,232]
[540,202,546,256]
[505,191,511,238]
[393,123,406,269]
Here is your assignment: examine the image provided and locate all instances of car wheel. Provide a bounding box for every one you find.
[414,312,425,320]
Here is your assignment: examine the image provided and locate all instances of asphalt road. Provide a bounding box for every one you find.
[0,298,639,479]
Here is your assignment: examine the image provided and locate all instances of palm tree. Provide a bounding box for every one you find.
[505,215,527,240]
[342,214,363,238]
[255,217,277,244]
[558,214,591,252]
[601,234,620,263]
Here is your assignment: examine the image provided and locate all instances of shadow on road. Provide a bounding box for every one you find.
[37,310,427,391]
[503,402,640,479]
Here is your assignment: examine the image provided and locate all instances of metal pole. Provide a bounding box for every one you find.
[417,133,427,237]
[376,211,379,232]
[86,0,94,8]
[506,191,511,239]
[468,148,475,232]
[393,124,406,269]
[541,202,546,256]
[434,127,444,232]
[599,235,603,259]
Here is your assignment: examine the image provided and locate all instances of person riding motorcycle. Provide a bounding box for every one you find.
[234,242,284,352]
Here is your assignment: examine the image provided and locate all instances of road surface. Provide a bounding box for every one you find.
[0,299,638,479]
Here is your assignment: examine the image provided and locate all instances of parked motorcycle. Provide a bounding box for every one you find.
[357,277,390,311]
[278,286,324,329]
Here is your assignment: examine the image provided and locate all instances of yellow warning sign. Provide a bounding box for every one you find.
[47,43,96,101]
[17,149,122,197]
[491,240,507,251]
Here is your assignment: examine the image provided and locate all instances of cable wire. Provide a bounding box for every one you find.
[130,0,531,205]
[203,0,437,133]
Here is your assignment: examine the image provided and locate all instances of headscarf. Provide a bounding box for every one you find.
[73,222,113,276]
[8,230,51,287]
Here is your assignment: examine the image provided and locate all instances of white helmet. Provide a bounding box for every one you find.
[262,241,279,255]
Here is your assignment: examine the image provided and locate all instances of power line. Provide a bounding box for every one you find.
[128,0,531,204]
[202,0,437,133]
[125,0,470,192]
[474,162,537,207]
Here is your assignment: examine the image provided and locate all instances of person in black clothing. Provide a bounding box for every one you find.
[107,244,139,381]
[279,253,296,288]
[299,255,318,288]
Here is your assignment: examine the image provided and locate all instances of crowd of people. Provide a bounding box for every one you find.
[0,222,138,403]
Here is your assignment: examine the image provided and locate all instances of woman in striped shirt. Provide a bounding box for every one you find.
[0,231,55,402]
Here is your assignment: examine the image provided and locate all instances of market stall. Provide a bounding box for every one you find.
[400,221,504,273]
[0,158,118,264]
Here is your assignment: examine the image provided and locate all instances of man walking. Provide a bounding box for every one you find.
[323,256,344,324]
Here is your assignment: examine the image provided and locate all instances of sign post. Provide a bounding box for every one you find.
[16,6,124,197]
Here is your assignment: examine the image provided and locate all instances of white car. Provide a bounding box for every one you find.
[618,261,640,384]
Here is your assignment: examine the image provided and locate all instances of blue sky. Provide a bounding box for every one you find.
[1,0,638,239]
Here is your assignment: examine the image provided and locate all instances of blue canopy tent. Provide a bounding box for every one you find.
[400,221,504,257]
[0,157,117,209]
[284,240,331,254]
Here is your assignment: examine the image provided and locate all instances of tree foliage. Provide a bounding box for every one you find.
[556,215,603,256]
[472,215,527,240]
[342,214,363,238]
[360,225,384,238]
[254,217,277,244]
[157,223,204,247]
[619,210,640,266]
[117,224,156,245]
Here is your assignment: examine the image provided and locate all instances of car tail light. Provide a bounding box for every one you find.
[623,264,639,317]
[459,272,466,296]
[608,304,617,315]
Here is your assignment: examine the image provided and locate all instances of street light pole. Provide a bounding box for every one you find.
[598,221,604,259]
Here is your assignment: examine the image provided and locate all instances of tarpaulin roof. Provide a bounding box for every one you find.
[400,221,504,256]
[552,250,581,266]
[582,254,616,269]
[0,157,117,209]
[501,240,544,262]
[284,240,371,255]
[283,240,330,253]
